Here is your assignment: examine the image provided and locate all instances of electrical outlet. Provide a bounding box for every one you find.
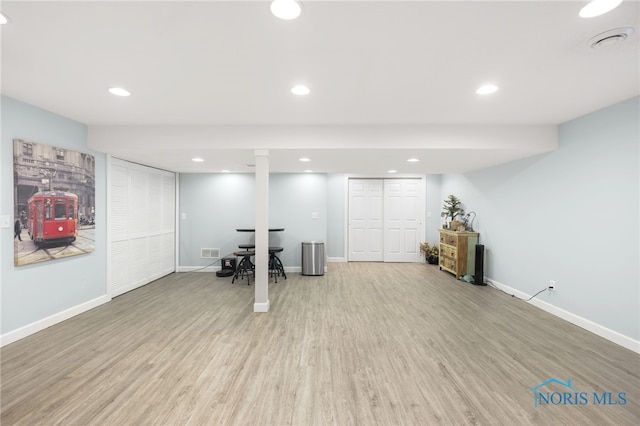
[549,280,556,291]
[0,215,10,228]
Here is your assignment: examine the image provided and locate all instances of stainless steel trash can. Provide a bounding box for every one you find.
[302,241,325,276]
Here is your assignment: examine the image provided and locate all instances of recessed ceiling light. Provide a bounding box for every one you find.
[304,169,313,173]
[221,169,230,173]
[579,0,623,18]
[108,87,131,97]
[388,169,398,174]
[0,12,11,24]
[291,85,310,96]
[407,158,420,163]
[192,157,204,162]
[270,0,302,20]
[476,84,499,95]
[299,157,311,162]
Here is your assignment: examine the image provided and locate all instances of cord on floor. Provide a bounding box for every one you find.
[183,252,236,273]
[486,281,548,301]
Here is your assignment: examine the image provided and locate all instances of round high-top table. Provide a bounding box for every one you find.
[236,228,284,232]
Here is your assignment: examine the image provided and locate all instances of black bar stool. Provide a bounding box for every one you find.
[237,243,255,271]
[232,250,255,285]
[268,247,286,283]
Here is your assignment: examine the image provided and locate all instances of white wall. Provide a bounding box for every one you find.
[439,97,639,347]
[1,96,108,344]
[89,124,558,174]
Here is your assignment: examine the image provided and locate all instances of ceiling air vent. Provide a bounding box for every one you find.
[588,27,634,49]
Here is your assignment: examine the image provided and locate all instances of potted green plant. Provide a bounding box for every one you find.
[419,242,440,264]
[441,194,464,230]
[426,244,439,264]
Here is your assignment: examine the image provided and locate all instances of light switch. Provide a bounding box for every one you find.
[427,211,432,218]
[0,215,10,228]
[181,213,187,220]
[311,212,319,220]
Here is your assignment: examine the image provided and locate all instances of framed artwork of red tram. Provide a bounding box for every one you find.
[13,139,95,266]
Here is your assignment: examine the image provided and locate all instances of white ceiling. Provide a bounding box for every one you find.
[2,0,639,173]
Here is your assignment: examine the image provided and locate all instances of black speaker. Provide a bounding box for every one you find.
[473,244,487,286]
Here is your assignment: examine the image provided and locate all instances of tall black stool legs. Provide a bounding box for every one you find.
[230,247,284,285]
[268,247,286,283]
[232,250,255,285]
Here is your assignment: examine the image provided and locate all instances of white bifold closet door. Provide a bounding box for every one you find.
[348,178,423,262]
[109,158,176,297]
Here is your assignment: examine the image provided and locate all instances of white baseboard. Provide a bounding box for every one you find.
[254,300,270,312]
[177,265,219,273]
[284,266,329,273]
[0,295,111,348]
[485,278,640,354]
[328,256,347,263]
[180,265,330,274]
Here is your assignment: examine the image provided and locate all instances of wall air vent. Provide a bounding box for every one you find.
[200,248,220,259]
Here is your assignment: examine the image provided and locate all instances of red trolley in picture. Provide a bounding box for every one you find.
[27,191,78,248]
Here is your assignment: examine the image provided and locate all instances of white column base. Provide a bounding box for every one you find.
[254,300,270,313]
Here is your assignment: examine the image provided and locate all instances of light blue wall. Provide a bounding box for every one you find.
[269,173,327,267]
[326,173,346,259]
[179,173,255,266]
[179,172,327,268]
[1,96,107,335]
[439,96,639,341]
[425,174,442,245]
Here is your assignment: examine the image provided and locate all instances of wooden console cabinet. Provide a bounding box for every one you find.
[438,229,480,278]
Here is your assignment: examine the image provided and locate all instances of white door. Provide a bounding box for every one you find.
[384,179,422,262]
[109,158,176,297]
[348,179,384,261]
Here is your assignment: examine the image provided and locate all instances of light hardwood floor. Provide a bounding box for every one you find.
[1,263,639,425]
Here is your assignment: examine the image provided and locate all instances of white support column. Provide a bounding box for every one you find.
[253,149,270,312]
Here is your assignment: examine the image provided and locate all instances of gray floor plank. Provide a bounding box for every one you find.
[2,263,638,425]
